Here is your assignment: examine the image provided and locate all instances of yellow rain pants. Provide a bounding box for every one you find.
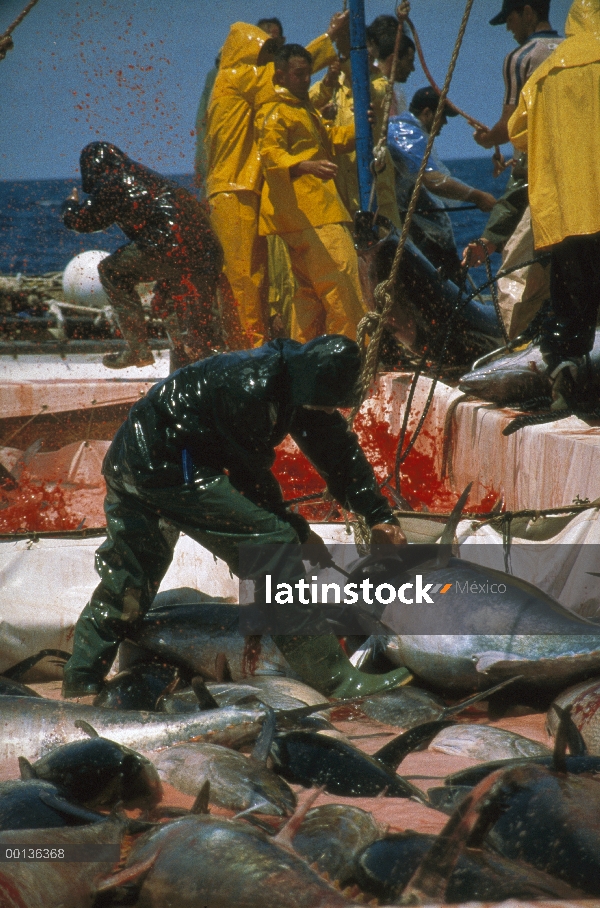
[282,223,367,342]
[209,191,268,348]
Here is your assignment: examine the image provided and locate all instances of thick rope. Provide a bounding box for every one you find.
[350,0,477,423]
[406,15,507,173]
[0,0,41,60]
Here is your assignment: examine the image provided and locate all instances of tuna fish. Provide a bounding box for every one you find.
[18,734,163,810]
[93,662,178,711]
[0,780,104,831]
[269,720,453,799]
[0,697,270,763]
[459,330,600,406]
[384,630,600,694]
[291,805,382,885]
[428,724,551,761]
[0,818,130,908]
[119,599,290,680]
[353,829,587,903]
[96,814,357,908]
[548,677,600,755]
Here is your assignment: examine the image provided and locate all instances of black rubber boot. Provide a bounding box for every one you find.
[61,602,122,698]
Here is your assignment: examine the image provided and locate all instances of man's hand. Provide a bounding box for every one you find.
[473,126,495,150]
[461,238,498,268]
[323,59,341,89]
[371,523,407,545]
[470,189,497,213]
[67,187,80,203]
[306,529,336,568]
[327,10,349,40]
[290,160,338,180]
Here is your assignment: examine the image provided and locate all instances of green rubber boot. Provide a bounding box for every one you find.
[272,634,412,699]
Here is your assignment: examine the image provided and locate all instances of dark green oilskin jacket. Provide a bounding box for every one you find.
[102,336,395,538]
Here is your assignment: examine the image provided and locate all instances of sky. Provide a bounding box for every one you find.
[0,0,573,181]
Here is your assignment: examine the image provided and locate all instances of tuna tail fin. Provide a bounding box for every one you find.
[373,719,456,771]
[191,675,220,710]
[552,704,587,773]
[435,482,472,567]
[440,676,522,720]
[95,853,157,894]
[75,719,99,737]
[191,780,211,815]
[251,706,277,763]
[18,756,36,780]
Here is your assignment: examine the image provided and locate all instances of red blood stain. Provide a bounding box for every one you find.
[0,470,79,534]
[272,407,499,519]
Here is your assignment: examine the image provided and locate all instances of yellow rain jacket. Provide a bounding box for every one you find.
[206,24,337,199]
[258,88,355,235]
[309,68,401,228]
[508,0,600,248]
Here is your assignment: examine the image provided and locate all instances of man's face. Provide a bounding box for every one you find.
[420,107,447,136]
[506,8,531,44]
[279,56,312,100]
[394,46,415,83]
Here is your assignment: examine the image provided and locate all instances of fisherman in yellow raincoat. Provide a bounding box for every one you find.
[258,44,367,343]
[206,16,346,349]
[508,0,600,410]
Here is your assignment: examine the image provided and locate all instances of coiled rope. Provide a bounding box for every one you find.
[0,0,41,61]
[350,0,477,424]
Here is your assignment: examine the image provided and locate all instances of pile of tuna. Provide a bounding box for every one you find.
[3,608,600,908]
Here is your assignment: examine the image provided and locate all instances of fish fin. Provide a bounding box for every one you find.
[37,791,104,823]
[215,652,232,683]
[273,786,324,849]
[154,675,182,710]
[251,707,277,763]
[552,704,587,770]
[74,719,100,737]
[474,652,527,672]
[18,756,36,780]
[374,719,456,771]
[2,649,71,681]
[440,676,522,719]
[275,696,363,723]
[191,780,211,815]
[95,853,157,893]
[233,799,271,820]
[191,676,220,711]
[435,483,472,567]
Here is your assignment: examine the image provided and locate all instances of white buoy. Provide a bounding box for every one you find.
[62,250,111,308]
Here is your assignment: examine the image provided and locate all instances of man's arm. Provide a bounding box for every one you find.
[423,171,496,212]
[472,103,516,149]
[289,408,396,527]
[61,186,116,233]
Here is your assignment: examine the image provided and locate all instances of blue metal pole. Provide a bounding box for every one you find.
[348,0,375,212]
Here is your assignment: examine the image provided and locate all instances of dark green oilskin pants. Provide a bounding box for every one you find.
[64,474,308,688]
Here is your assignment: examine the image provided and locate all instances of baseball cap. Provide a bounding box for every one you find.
[490,0,525,25]
[409,87,458,117]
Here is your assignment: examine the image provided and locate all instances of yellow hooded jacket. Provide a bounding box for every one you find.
[206,23,337,199]
[508,0,600,248]
[257,87,355,235]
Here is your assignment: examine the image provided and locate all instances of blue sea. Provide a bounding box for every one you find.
[0,159,509,284]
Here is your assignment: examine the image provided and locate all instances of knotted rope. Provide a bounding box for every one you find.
[0,0,41,61]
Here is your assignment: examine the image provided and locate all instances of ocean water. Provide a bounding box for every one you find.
[0,158,509,284]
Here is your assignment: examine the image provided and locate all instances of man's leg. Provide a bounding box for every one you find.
[62,484,178,696]
[284,224,367,342]
[98,245,156,369]
[208,191,268,349]
[540,232,600,409]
